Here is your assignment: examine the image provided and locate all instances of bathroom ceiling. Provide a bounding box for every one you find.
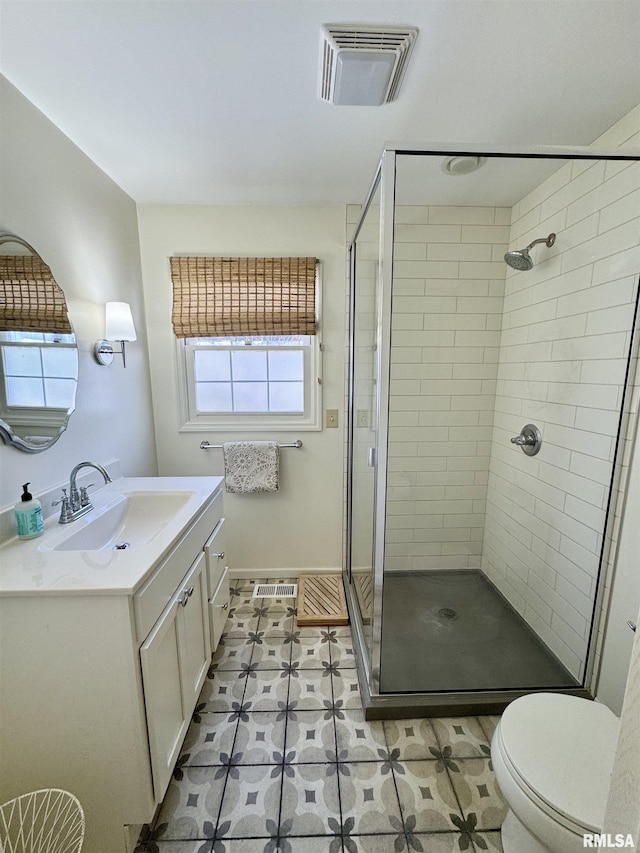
[0,0,639,206]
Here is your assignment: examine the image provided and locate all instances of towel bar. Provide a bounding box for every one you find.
[200,439,303,450]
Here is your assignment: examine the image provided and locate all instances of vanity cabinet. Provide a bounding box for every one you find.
[0,479,228,853]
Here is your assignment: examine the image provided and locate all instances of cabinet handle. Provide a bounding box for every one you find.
[179,586,194,607]
[214,602,229,610]
[210,551,225,559]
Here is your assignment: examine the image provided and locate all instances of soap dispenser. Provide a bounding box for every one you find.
[14,483,44,539]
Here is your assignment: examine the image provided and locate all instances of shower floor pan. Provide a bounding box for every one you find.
[347,569,587,719]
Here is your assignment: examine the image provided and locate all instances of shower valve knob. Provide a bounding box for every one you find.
[510,424,542,456]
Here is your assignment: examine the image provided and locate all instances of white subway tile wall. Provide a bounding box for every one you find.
[387,205,508,572]
[483,138,640,680]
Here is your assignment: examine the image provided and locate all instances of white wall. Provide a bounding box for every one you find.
[0,77,157,513]
[136,204,346,573]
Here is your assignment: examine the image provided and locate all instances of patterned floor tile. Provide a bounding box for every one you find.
[334,710,386,761]
[285,708,337,763]
[216,763,282,838]
[258,611,296,636]
[343,835,399,853]
[241,667,290,710]
[283,837,342,853]
[208,639,254,672]
[222,611,261,638]
[155,767,226,840]
[474,830,504,851]
[199,670,248,712]
[290,635,332,669]
[148,842,213,853]
[432,717,491,758]
[331,669,363,710]
[407,834,463,852]
[338,761,403,835]
[446,758,507,830]
[329,635,357,669]
[251,638,292,670]
[393,760,462,834]
[478,715,501,744]
[232,711,286,764]
[383,718,440,760]
[179,713,238,767]
[280,763,341,836]
[287,667,334,709]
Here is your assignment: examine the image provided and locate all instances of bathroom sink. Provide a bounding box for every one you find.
[48,491,194,551]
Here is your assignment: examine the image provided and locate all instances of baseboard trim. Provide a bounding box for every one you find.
[229,567,342,580]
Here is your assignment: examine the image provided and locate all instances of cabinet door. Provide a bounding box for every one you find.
[177,552,211,715]
[140,553,210,802]
[140,595,184,800]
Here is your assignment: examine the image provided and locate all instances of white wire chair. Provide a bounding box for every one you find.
[0,789,85,853]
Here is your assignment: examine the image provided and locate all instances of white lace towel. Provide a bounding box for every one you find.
[223,441,280,494]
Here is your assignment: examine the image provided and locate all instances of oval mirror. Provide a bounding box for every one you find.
[0,233,78,452]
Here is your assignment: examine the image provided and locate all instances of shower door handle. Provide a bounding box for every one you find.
[367,447,377,468]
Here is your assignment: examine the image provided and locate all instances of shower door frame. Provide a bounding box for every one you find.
[345,142,640,717]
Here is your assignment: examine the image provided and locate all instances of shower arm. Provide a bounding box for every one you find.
[526,234,556,251]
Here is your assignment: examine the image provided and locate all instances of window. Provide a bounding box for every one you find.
[0,332,77,410]
[171,257,322,431]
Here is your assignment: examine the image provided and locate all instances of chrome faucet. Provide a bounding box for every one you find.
[55,461,112,524]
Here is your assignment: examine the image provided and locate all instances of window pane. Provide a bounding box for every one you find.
[44,378,76,408]
[3,346,42,377]
[196,382,233,412]
[42,347,78,378]
[233,382,268,411]
[195,349,231,381]
[269,382,304,412]
[6,376,45,406]
[268,349,304,381]
[231,350,267,381]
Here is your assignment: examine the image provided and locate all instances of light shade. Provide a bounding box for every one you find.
[333,51,396,106]
[105,302,136,342]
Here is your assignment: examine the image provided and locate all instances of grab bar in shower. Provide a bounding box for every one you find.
[200,439,303,450]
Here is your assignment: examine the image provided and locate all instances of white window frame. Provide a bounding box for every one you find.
[176,275,323,433]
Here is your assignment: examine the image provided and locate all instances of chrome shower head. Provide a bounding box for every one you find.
[504,233,556,271]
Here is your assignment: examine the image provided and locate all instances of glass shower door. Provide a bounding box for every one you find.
[347,180,382,663]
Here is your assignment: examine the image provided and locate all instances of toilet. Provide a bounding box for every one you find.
[491,692,619,853]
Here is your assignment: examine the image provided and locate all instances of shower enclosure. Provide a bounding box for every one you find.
[345,145,640,717]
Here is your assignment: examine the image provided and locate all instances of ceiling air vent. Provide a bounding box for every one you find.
[320,25,418,106]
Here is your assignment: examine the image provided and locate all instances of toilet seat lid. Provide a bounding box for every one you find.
[500,693,619,833]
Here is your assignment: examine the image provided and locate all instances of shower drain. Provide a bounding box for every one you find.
[438,607,458,621]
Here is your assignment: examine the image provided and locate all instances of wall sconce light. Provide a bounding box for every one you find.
[94,301,137,367]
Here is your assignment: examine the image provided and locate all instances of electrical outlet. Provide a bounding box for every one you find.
[326,408,339,428]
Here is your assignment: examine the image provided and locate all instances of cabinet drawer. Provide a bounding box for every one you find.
[209,568,230,653]
[204,518,227,599]
[135,493,223,643]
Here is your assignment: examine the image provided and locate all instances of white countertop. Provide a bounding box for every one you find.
[0,476,223,596]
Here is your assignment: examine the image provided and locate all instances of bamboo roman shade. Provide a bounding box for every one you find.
[0,256,72,334]
[170,256,317,338]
